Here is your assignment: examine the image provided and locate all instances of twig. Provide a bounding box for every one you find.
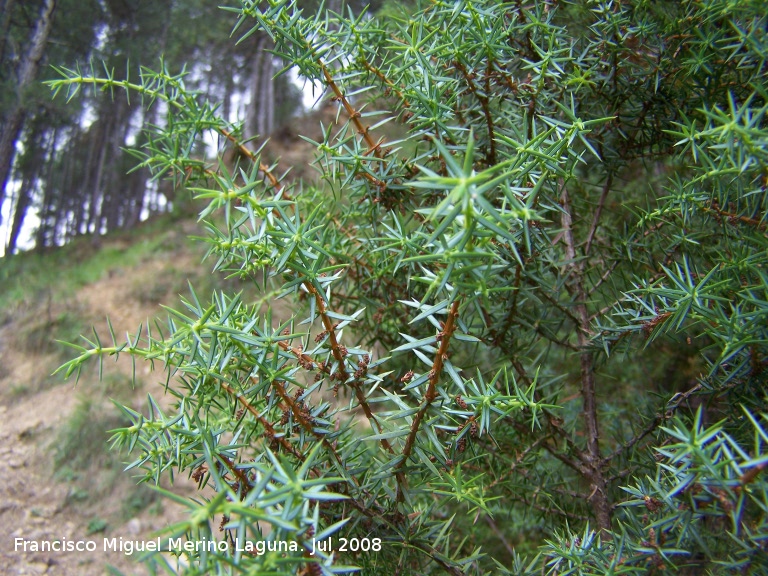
[278,340,330,375]
[271,379,349,471]
[321,63,383,159]
[217,455,253,498]
[396,300,461,497]
[705,201,768,232]
[525,277,588,335]
[216,126,394,454]
[602,383,703,468]
[587,259,620,298]
[218,128,286,195]
[560,183,612,531]
[584,172,613,256]
[304,282,389,443]
[486,516,515,557]
[219,380,304,460]
[361,59,410,108]
[454,60,497,164]
[484,433,555,488]
[740,463,767,487]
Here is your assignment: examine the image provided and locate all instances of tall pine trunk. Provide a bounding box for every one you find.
[34,132,61,250]
[5,126,54,254]
[0,0,56,226]
[0,0,16,65]
[246,35,274,142]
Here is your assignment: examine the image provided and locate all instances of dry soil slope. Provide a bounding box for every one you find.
[0,220,220,575]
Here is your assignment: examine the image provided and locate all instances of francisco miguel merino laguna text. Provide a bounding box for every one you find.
[15,535,384,556]
[15,536,303,556]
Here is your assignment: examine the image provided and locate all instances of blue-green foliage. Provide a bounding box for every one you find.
[52,0,767,573]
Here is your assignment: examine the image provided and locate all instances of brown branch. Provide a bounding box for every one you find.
[321,63,383,159]
[560,183,612,531]
[396,300,461,495]
[218,380,304,461]
[214,127,393,455]
[217,455,253,498]
[218,128,389,259]
[423,300,460,400]
[217,128,286,195]
[301,282,411,505]
[361,59,410,108]
[454,60,496,164]
[218,123,398,464]
[584,172,613,256]
[278,340,329,375]
[271,379,350,473]
[304,282,389,443]
[255,380,390,519]
[272,379,321,438]
[705,201,768,232]
[740,462,767,487]
[643,221,666,238]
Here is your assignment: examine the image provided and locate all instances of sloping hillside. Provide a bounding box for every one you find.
[0,217,225,575]
[0,101,385,575]
[0,200,315,574]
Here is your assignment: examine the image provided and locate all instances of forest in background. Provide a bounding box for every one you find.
[0,0,370,255]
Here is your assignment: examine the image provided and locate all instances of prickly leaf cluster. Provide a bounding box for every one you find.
[53,0,767,574]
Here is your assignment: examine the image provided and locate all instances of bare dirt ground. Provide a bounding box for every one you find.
[0,107,361,574]
[0,222,313,575]
[0,229,207,575]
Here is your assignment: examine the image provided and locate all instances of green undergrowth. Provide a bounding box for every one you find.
[0,214,197,314]
[54,392,162,523]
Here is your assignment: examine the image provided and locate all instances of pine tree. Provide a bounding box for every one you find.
[0,0,305,254]
[0,0,56,232]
